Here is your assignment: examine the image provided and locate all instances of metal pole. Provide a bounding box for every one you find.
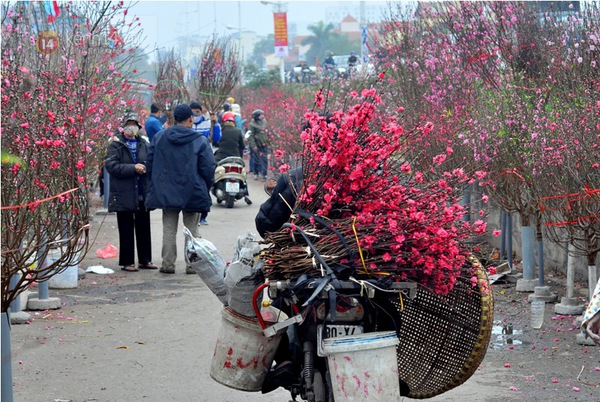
[507,213,513,268]
[500,210,507,259]
[1,312,14,402]
[37,239,49,300]
[9,275,20,312]
[538,237,544,286]
[462,184,471,222]
[103,167,110,210]
[238,1,242,59]
[521,225,536,280]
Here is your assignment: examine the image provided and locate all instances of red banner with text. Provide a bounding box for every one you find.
[273,12,288,57]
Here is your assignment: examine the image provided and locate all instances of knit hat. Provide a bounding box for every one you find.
[173,104,193,122]
[122,111,142,129]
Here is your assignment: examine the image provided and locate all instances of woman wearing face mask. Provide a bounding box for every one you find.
[105,112,156,272]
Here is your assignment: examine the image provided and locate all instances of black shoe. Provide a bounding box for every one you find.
[261,361,294,394]
[244,196,252,205]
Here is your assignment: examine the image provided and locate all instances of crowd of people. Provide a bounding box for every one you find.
[103,98,269,275]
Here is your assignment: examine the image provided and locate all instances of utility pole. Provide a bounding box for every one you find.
[360,0,366,63]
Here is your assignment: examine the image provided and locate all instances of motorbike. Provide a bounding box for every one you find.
[211,156,251,208]
[252,223,417,401]
[289,66,316,84]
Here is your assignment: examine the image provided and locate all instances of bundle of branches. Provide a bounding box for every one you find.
[261,88,488,295]
[154,48,189,125]
[192,34,240,115]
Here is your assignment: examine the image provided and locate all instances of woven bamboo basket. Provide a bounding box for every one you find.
[376,258,494,398]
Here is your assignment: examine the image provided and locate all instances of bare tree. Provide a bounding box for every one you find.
[153,48,189,126]
[191,34,241,139]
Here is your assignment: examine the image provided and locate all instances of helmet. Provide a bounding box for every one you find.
[252,109,264,118]
[222,111,236,122]
[227,97,235,104]
[328,51,334,56]
[350,50,356,55]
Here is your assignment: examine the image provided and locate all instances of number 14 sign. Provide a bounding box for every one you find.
[36,31,59,55]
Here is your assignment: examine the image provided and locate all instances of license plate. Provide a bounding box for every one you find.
[225,182,239,193]
[319,324,363,338]
[317,324,363,357]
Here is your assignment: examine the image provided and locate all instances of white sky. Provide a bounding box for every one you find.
[129,0,393,54]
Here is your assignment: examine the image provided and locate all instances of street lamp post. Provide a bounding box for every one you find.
[261,1,287,84]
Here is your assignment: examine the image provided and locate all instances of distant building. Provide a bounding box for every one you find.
[338,14,361,41]
[325,2,387,25]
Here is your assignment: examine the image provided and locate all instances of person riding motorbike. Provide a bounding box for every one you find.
[347,51,358,68]
[214,112,245,163]
[323,51,337,77]
[214,111,252,205]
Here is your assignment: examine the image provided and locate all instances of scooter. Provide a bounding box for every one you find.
[211,156,252,208]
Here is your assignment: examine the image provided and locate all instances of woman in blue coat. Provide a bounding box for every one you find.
[105,112,157,272]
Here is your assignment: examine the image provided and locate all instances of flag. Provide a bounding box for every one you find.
[43,1,60,23]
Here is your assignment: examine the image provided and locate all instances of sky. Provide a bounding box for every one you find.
[129,0,392,56]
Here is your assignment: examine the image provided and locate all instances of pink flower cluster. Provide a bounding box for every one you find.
[295,89,484,294]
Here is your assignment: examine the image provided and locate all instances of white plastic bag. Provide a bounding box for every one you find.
[224,232,263,317]
[183,227,228,304]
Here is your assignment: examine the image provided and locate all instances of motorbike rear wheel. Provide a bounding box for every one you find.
[226,195,235,208]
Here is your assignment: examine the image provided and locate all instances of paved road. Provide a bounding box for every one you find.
[9,174,599,401]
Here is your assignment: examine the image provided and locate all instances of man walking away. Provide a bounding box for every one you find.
[145,103,164,142]
[145,104,216,274]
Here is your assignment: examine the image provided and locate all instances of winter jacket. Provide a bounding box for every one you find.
[248,118,268,149]
[192,115,222,145]
[145,114,163,141]
[255,168,303,237]
[145,124,216,212]
[105,134,149,213]
[214,125,245,162]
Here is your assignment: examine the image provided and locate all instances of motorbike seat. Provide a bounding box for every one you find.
[217,156,245,167]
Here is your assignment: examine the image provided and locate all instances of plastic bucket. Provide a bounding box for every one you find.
[322,331,400,401]
[210,307,283,391]
[44,249,79,289]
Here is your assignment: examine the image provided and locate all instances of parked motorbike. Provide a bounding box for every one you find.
[253,235,417,401]
[211,156,251,208]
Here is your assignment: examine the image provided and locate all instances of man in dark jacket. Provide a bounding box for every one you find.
[145,103,164,142]
[145,104,216,274]
[105,112,156,272]
[255,167,303,238]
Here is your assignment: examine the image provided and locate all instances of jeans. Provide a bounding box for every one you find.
[161,209,200,270]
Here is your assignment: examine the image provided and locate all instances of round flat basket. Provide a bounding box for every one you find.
[384,258,494,399]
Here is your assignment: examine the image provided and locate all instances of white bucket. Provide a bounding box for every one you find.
[322,331,400,401]
[210,307,283,391]
[44,249,79,289]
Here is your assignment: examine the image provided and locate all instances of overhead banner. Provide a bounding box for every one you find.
[273,12,288,57]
